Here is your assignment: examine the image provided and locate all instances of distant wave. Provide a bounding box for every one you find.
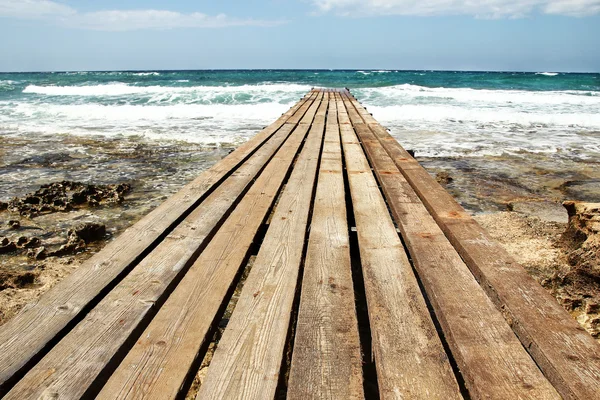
[133,72,161,76]
[536,72,559,76]
[22,83,311,97]
[355,83,600,106]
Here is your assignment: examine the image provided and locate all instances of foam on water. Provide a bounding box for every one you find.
[355,84,600,105]
[352,83,600,158]
[1,71,599,161]
[0,101,292,145]
[23,83,311,97]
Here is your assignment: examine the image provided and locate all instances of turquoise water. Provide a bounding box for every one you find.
[1,69,599,157]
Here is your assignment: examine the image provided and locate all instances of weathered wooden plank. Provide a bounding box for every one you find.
[287,94,364,400]
[96,93,325,400]
[336,93,461,400]
[344,92,600,400]
[197,94,329,400]
[340,93,561,399]
[0,91,317,395]
[3,95,324,400]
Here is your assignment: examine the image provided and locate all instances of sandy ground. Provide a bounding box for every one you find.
[0,256,82,324]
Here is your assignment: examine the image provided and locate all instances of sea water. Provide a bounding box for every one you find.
[1,70,599,209]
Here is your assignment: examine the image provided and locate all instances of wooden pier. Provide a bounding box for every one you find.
[0,88,599,399]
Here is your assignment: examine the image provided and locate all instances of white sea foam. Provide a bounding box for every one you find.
[5,81,600,159]
[536,72,559,76]
[351,84,600,158]
[133,72,161,76]
[354,84,600,106]
[23,83,311,97]
[0,101,292,145]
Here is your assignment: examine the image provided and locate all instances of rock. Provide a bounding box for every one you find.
[12,272,36,288]
[560,201,600,289]
[7,181,132,217]
[27,247,47,260]
[0,270,38,291]
[68,223,106,243]
[15,236,41,249]
[585,301,600,314]
[7,220,20,229]
[0,241,17,254]
[436,171,453,185]
[507,200,569,224]
[0,201,7,211]
[563,201,600,250]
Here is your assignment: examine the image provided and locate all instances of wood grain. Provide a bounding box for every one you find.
[0,92,317,395]
[337,92,461,400]
[96,93,325,400]
[341,92,560,399]
[287,94,364,400]
[345,91,600,400]
[196,94,329,400]
[3,96,320,400]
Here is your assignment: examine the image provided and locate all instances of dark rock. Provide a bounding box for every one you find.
[23,237,41,248]
[8,220,20,229]
[586,302,600,314]
[27,247,47,260]
[0,237,8,246]
[0,241,17,254]
[68,223,106,243]
[15,236,41,249]
[12,272,36,288]
[7,181,132,217]
[0,201,7,211]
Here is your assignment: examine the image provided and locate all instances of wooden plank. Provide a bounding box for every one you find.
[340,92,561,399]
[3,94,324,400]
[336,93,461,400]
[197,94,329,400]
[96,93,325,400]
[0,91,317,394]
[344,92,600,400]
[287,94,364,400]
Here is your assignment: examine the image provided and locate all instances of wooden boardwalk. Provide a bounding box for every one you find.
[0,88,599,399]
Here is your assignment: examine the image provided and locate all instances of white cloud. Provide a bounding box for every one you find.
[311,0,600,18]
[0,0,284,30]
[0,0,74,19]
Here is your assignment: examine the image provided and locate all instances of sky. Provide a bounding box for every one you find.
[0,0,599,72]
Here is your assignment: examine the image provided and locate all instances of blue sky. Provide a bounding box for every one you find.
[0,0,599,72]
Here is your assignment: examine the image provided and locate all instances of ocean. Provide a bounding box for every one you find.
[1,69,599,211]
